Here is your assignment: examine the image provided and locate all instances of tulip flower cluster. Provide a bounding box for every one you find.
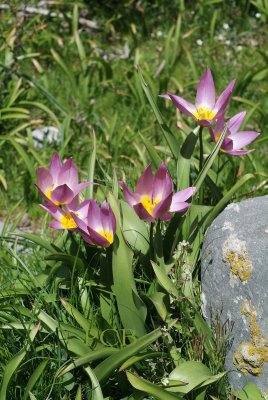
[37,155,195,247]
[162,68,259,155]
[37,152,116,247]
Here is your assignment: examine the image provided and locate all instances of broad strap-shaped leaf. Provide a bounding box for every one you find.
[23,360,49,400]
[120,200,150,256]
[168,360,222,394]
[108,192,147,338]
[176,126,199,190]
[84,366,104,400]
[193,125,227,192]
[57,348,118,377]
[94,327,162,383]
[126,371,183,400]
[234,382,265,400]
[119,351,166,371]
[151,261,179,298]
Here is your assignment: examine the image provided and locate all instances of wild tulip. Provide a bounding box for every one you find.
[210,111,260,156]
[161,68,235,127]
[41,197,90,230]
[72,200,116,248]
[36,152,91,206]
[120,162,195,222]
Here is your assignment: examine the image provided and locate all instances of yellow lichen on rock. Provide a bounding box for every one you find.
[225,251,252,281]
[222,234,252,282]
[233,301,268,376]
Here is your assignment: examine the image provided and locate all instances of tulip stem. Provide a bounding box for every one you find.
[150,222,155,261]
[198,126,204,172]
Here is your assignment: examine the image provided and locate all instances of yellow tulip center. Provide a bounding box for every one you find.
[193,107,216,121]
[141,195,161,216]
[98,230,114,246]
[214,132,221,142]
[214,132,226,153]
[45,188,60,206]
[60,212,77,229]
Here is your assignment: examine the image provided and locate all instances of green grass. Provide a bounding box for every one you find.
[0,1,268,399]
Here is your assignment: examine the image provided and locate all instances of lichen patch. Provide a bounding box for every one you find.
[233,301,268,376]
[223,234,252,282]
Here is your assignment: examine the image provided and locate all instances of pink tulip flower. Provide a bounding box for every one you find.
[161,68,235,127]
[72,200,116,248]
[37,152,91,206]
[41,197,90,230]
[120,162,195,222]
[210,111,260,156]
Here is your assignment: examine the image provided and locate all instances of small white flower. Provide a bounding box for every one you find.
[223,23,230,30]
[236,45,242,52]
[161,377,169,386]
[225,40,231,46]
[217,33,225,41]
[255,12,261,18]
[196,39,203,46]
[156,30,163,37]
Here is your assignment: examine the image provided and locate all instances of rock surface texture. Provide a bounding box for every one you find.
[201,195,268,395]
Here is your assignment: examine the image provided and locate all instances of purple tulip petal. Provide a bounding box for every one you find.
[87,200,102,231]
[135,164,154,197]
[120,181,138,207]
[213,79,235,116]
[66,195,79,212]
[87,226,111,247]
[159,212,172,221]
[227,111,246,134]
[169,201,190,213]
[133,203,155,222]
[212,114,225,140]
[75,199,91,221]
[195,68,216,110]
[224,149,255,156]
[49,152,62,177]
[49,220,65,229]
[36,185,54,204]
[71,212,89,235]
[196,118,216,127]
[51,184,74,205]
[100,201,116,234]
[81,232,93,244]
[152,162,173,201]
[73,182,93,197]
[40,203,63,221]
[58,158,78,189]
[229,131,260,150]
[153,193,173,220]
[162,93,197,117]
[36,168,53,192]
[171,187,196,204]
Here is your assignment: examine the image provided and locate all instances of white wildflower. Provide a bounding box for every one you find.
[161,377,169,386]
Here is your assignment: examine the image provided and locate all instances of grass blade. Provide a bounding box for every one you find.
[138,68,180,159]
[0,324,40,400]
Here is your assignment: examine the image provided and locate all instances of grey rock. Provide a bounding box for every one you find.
[201,195,268,394]
[32,126,59,148]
